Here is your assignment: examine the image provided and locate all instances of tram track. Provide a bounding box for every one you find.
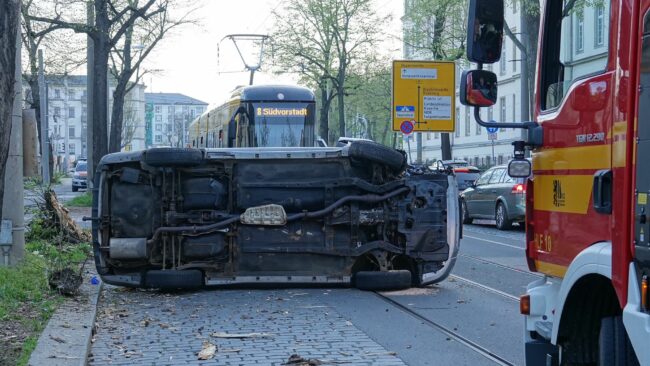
[373,291,517,366]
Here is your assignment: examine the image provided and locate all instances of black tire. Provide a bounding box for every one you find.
[348,141,407,173]
[462,200,473,224]
[599,316,640,366]
[354,270,412,291]
[495,202,512,230]
[72,186,78,192]
[143,148,203,168]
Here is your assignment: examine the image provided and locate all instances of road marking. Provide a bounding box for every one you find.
[463,235,525,250]
[459,254,544,278]
[450,274,520,302]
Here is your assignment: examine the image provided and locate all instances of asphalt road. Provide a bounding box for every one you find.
[89,221,533,366]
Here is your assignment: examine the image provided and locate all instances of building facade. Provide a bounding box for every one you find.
[402,0,609,170]
[144,93,208,148]
[27,75,146,168]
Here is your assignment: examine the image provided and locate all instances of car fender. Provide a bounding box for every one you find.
[550,241,612,344]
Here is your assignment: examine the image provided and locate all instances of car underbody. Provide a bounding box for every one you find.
[91,143,459,289]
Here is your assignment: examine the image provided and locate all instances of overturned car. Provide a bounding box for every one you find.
[90,141,460,289]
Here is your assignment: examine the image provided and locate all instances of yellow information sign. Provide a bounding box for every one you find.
[392,60,456,132]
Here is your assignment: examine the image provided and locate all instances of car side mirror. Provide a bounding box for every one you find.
[460,70,498,107]
[466,0,504,64]
[508,159,531,178]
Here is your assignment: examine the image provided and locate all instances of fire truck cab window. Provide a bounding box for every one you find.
[541,0,610,110]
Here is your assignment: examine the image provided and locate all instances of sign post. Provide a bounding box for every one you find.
[392,60,456,133]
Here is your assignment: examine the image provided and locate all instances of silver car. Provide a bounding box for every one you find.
[460,165,526,230]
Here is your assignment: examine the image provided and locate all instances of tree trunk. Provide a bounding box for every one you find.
[337,88,345,138]
[109,82,128,152]
[27,78,42,146]
[524,11,539,118]
[432,5,452,160]
[0,0,19,220]
[91,0,110,175]
[319,85,329,145]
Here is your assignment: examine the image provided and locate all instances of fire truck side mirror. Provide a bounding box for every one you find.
[508,159,531,178]
[466,0,504,64]
[460,70,498,107]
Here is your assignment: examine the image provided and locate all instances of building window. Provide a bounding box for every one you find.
[500,45,506,75]
[54,89,61,99]
[155,115,162,122]
[486,155,493,167]
[155,105,161,113]
[69,143,75,154]
[69,126,75,138]
[475,112,481,135]
[595,6,605,47]
[576,13,584,53]
[166,124,172,132]
[512,94,517,122]
[488,106,494,122]
[54,107,61,117]
[513,0,517,13]
[155,135,162,143]
[499,97,506,131]
[434,132,439,139]
[426,133,431,140]
[464,107,471,136]
[155,124,162,131]
[168,106,174,114]
[455,107,460,137]
[68,107,75,118]
[498,155,504,165]
[512,36,517,73]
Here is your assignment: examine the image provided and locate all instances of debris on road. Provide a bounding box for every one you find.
[210,331,274,339]
[197,341,216,360]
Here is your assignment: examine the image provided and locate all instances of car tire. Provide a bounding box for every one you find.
[462,200,473,224]
[72,186,78,192]
[143,148,203,168]
[599,316,640,366]
[354,270,412,291]
[495,202,512,230]
[348,141,407,173]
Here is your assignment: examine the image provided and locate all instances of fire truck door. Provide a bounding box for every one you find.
[634,7,650,297]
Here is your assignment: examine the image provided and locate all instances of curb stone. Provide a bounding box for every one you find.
[28,266,102,366]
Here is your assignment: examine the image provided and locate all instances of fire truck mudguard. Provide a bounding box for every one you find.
[91,144,460,289]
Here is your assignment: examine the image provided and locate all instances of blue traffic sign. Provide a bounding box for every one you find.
[486,126,498,134]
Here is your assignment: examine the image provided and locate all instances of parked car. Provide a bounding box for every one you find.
[453,166,481,192]
[72,160,87,192]
[460,164,526,230]
[430,160,469,170]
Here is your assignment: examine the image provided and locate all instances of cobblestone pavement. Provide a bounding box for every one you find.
[89,287,406,366]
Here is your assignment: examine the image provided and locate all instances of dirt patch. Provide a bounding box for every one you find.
[0,300,56,366]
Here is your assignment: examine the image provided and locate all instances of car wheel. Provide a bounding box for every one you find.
[72,186,78,192]
[599,316,640,366]
[354,270,412,291]
[143,148,203,168]
[495,202,512,230]
[462,200,473,224]
[347,141,407,173]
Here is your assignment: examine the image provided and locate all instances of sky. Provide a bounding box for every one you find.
[141,0,404,108]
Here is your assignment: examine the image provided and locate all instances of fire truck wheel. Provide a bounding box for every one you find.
[495,202,512,230]
[347,141,407,173]
[354,270,412,291]
[143,148,203,168]
[599,316,640,366]
[462,200,473,224]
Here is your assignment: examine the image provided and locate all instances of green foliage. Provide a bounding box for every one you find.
[52,171,65,184]
[66,192,92,207]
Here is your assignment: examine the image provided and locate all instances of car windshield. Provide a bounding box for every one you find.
[75,162,87,172]
[252,102,310,147]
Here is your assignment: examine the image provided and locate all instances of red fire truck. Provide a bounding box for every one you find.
[460,1,649,365]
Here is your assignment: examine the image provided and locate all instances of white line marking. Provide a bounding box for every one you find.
[450,275,520,302]
[463,235,525,250]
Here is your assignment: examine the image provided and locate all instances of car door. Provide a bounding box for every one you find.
[466,168,494,217]
[480,168,506,217]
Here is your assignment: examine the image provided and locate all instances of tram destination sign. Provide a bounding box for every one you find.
[392,60,456,132]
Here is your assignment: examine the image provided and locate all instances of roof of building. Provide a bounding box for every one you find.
[145,93,208,106]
